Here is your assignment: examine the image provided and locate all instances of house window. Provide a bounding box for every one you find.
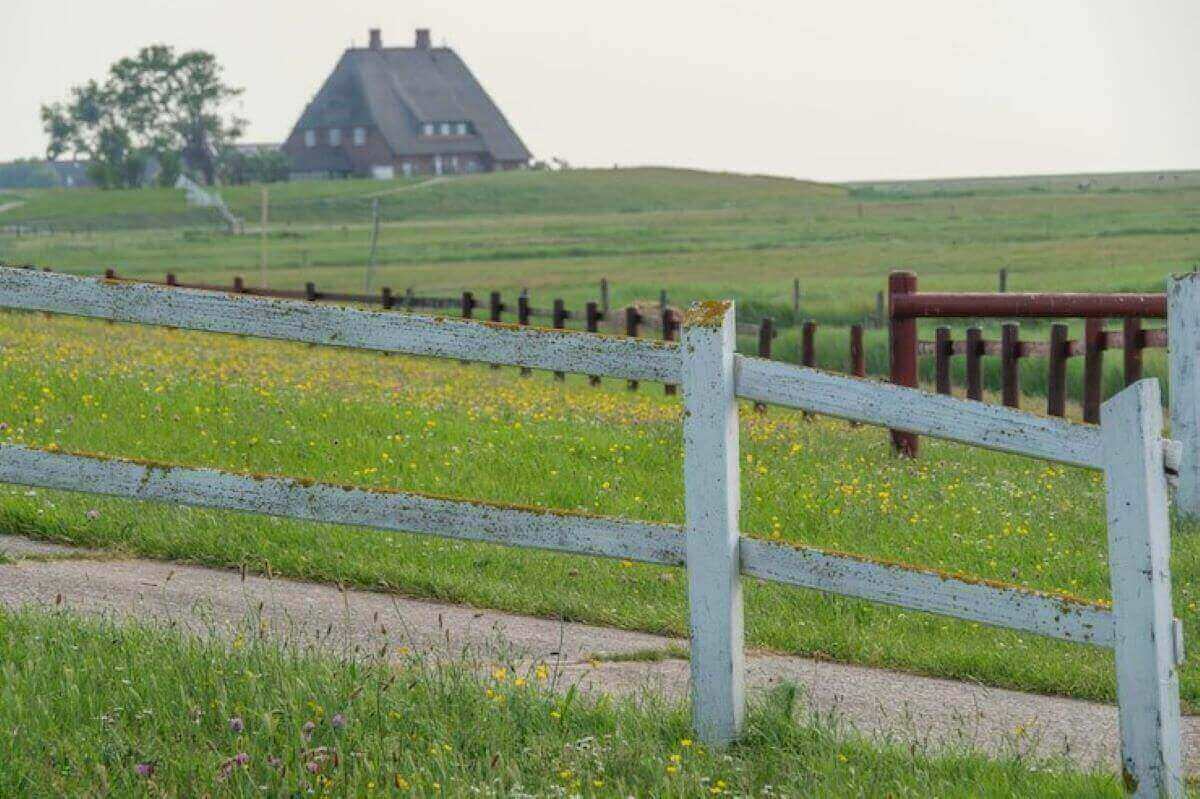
[304,130,316,147]
[353,127,366,146]
[455,122,469,135]
[401,161,413,177]
[329,128,341,146]
[439,122,451,136]
[422,123,435,136]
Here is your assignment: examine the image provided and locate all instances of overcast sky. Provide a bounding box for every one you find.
[3,0,1198,182]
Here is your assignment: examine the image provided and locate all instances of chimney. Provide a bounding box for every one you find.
[415,28,431,49]
[368,28,382,49]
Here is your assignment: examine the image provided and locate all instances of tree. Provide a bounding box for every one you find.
[41,45,244,188]
[216,147,290,185]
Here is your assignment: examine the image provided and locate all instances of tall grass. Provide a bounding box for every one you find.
[0,607,1122,797]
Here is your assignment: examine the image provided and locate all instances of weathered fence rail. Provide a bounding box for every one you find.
[0,267,1185,796]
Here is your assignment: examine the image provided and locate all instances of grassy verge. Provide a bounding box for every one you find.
[1,312,1198,709]
[0,607,1124,797]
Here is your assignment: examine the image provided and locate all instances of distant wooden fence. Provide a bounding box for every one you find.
[885,269,1200,527]
[0,266,1185,795]
[96,269,788,395]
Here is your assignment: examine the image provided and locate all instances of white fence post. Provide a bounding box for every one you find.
[1168,272,1200,520]
[682,300,745,745]
[1102,379,1183,798]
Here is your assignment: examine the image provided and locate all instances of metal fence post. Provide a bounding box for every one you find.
[681,300,744,746]
[1102,379,1183,798]
[1168,272,1200,520]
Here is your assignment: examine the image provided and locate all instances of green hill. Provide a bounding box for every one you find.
[0,168,845,231]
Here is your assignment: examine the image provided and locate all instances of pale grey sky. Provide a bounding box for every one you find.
[4,0,1198,182]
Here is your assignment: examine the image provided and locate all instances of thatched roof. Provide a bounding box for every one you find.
[290,30,531,163]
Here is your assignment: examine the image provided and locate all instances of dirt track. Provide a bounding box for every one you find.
[2,533,1196,774]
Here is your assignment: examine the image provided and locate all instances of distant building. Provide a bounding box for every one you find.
[283,28,532,180]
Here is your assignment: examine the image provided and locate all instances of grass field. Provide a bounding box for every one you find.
[0,608,1122,797]
[2,166,1197,405]
[2,309,1199,713]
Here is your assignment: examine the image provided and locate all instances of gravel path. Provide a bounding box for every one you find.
[1,533,1196,774]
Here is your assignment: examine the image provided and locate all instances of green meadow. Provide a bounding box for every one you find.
[2,166,1197,405]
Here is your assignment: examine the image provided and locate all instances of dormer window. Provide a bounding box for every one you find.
[328,128,341,146]
[304,130,316,147]
[421,121,472,137]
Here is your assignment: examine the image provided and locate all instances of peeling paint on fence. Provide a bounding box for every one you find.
[734,354,1105,469]
[0,444,687,566]
[739,537,1115,647]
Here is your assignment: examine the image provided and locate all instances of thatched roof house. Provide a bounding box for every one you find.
[283,28,531,179]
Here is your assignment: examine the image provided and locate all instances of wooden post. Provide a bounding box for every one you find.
[1101,380,1183,798]
[305,281,317,301]
[489,291,505,369]
[801,321,816,368]
[888,271,919,456]
[848,324,865,426]
[966,327,983,401]
[1047,323,1069,418]
[233,276,246,294]
[757,318,774,360]
[850,325,865,378]
[625,306,641,391]
[1169,272,1200,519]
[553,299,568,381]
[600,278,610,317]
[998,267,1007,293]
[663,307,679,395]
[681,300,744,746]
[755,318,774,412]
[1084,318,1105,424]
[166,273,177,286]
[518,295,532,377]
[1001,322,1020,409]
[586,301,602,386]
[404,287,414,310]
[457,291,476,367]
[259,186,268,288]
[792,278,800,316]
[1124,317,1143,386]
[104,268,116,279]
[381,286,394,310]
[935,326,952,395]
[659,289,668,311]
